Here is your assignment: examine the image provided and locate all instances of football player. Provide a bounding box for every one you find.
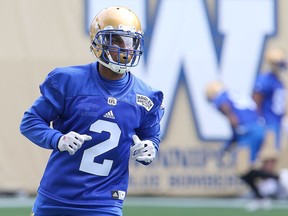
[20,6,164,216]
[205,80,279,211]
[252,47,287,151]
[205,80,265,163]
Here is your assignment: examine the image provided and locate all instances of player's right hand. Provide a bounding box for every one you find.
[130,135,156,164]
[58,131,92,155]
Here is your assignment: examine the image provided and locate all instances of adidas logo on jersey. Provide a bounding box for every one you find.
[111,190,126,200]
[103,110,115,119]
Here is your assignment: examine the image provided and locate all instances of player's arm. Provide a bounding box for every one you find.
[217,103,239,154]
[20,71,91,154]
[131,91,164,165]
[219,103,239,129]
[252,76,266,115]
[20,96,92,154]
[131,119,163,165]
[252,91,264,115]
[20,96,63,150]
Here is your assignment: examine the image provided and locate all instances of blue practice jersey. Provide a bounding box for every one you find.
[20,62,164,215]
[212,91,259,125]
[253,72,285,150]
[253,72,285,126]
[212,91,265,163]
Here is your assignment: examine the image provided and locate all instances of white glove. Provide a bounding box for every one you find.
[58,131,92,155]
[130,135,156,163]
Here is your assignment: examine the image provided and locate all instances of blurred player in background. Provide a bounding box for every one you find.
[252,47,288,206]
[251,47,288,206]
[20,6,164,216]
[252,47,287,151]
[205,80,280,211]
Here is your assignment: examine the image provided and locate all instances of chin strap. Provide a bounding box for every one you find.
[105,52,128,74]
[109,64,128,74]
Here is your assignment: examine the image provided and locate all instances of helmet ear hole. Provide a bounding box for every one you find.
[95,47,102,58]
[91,45,103,59]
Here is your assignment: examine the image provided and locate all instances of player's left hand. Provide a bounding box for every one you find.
[130,135,156,164]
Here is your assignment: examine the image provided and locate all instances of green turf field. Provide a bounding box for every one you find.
[124,206,288,216]
[0,197,287,216]
[0,206,287,216]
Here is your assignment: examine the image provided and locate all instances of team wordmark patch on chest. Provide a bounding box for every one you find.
[136,94,154,111]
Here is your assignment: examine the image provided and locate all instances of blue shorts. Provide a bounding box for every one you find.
[236,122,265,163]
[32,193,122,216]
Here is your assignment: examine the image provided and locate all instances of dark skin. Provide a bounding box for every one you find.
[219,103,239,129]
[98,34,132,80]
[98,63,125,80]
[217,103,239,152]
[252,92,263,116]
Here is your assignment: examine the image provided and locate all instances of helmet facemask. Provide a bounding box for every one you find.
[91,28,144,74]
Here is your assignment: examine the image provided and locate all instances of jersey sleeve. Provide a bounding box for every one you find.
[39,70,66,114]
[135,90,164,152]
[20,70,66,150]
[213,92,227,110]
[253,74,270,94]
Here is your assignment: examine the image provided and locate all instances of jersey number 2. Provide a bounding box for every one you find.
[79,120,121,176]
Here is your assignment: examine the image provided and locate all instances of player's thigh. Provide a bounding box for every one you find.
[32,214,121,216]
[31,210,122,216]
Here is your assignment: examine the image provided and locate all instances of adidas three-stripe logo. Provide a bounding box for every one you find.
[103,110,115,119]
